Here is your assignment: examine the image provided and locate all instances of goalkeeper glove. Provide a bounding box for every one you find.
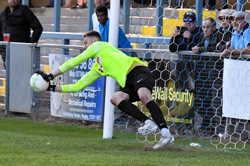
[47,82,56,92]
[34,70,54,82]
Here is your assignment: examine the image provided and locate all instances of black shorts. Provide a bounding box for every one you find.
[120,66,154,102]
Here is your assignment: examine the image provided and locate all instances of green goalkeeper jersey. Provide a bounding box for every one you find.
[59,41,145,93]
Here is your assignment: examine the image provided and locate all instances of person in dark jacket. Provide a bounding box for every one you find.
[213,9,234,52]
[0,0,43,66]
[192,17,217,53]
[169,12,202,52]
[0,0,43,43]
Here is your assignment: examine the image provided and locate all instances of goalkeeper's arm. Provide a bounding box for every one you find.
[48,47,96,81]
[50,69,101,93]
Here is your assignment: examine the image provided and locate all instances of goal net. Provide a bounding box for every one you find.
[113,0,250,150]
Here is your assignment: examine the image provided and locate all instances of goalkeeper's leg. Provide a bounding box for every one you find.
[111,91,159,136]
[111,91,151,124]
[138,87,174,149]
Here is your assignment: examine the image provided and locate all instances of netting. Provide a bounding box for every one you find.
[113,0,250,150]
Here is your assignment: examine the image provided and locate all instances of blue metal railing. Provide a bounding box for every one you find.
[40,31,171,49]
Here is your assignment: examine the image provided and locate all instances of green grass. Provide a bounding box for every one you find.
[0,118,249,166]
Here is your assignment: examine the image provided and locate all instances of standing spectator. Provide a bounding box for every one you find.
[169,12,202,52]
[71,0,88,9]
[92,0,110,33]
[222,11,250,56]
[192,17,217,53]
[39,30,175,149]
[213,9,234,52]
[0,0,43,66]
[96,6,132,50]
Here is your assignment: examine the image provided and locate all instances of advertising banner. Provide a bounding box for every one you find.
[140,59,195,124]
[49,54,105,122]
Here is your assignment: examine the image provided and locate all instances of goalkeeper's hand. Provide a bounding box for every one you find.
[34,70,54,82]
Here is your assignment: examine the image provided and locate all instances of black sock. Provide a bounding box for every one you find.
[146,101,167,129]
[117,100,150,123]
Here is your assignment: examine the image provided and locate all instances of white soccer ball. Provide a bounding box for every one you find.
[30,73,49,92]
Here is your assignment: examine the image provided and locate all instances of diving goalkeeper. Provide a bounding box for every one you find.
[39,30,174,149]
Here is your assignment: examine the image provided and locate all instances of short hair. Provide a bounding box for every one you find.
[203,17,216,26]
[83,31,102,41]
[96,5,108,16]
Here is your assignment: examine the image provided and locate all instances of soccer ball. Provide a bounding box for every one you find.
[30,73,49,92]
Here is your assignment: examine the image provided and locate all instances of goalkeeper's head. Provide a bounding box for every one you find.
[83,31,102,50]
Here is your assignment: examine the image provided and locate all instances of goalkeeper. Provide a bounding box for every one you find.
[40,30,174,149]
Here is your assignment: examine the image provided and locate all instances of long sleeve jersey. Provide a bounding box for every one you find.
[59,41,145,93]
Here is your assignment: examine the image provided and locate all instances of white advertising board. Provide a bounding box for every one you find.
[223,59,250,120]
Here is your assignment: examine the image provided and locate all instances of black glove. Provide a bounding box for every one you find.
[34,70,54,82]
[47,82,56,92]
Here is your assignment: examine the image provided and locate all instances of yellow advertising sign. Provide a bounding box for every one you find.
[139,81,194,124]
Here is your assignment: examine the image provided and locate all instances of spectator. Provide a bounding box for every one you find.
[71,0,88,9]
[96,6,132,50]
[169,12,202,109]
[222,11,250,56]
[169,11,202,52]
[213,9,234,52]
[42,0,64,8]
[0,0,43,66]
[41,30,174,149]
[92,0,110,33]
[192,17,217,53]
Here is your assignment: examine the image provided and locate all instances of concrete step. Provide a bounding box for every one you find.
[38,15,132,25]
[38,16,87,24]
[32,8,163,18]
[31,8,88,17]
[130,16,157,26]
[41,24,87,32]
[0,69,5,78]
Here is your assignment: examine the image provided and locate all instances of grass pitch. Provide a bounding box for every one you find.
[0,118,249,166]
